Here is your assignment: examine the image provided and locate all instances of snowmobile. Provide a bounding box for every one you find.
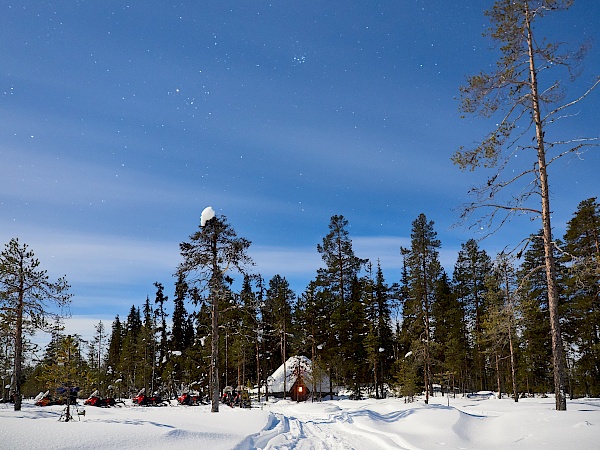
[84,390,124,407]
[232,387,251,408]
[132,388,167,406]
[221,386,251,408]
[177,392,203,406]
[221,386,235,407]
[34,390,67,406]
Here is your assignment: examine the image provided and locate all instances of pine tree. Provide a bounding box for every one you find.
[486,253,519,401]
[0,238,72,410]
[399,213,443,404]
[178,212,252,412]
[453,0,598,411]
[0,316,13,402]
[346,275,369,396]
[481,255,520,401]
[453,239,492,391]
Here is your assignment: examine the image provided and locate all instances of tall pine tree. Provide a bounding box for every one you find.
[399,213,443,404]
[178,211,252,412]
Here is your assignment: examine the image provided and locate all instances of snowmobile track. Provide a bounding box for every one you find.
[235,408,419,450]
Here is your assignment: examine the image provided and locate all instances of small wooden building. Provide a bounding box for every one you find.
[268,355,330,402]
[290,375,309,402]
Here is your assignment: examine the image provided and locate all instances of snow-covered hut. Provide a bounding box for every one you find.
[267,355,330,401]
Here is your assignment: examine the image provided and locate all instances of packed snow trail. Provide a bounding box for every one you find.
[236,397,600,449]
[235,401,425,449]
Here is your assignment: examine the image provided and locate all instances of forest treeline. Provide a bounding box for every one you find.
[4,197,599,403]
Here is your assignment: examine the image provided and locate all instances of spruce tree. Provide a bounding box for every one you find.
[562,198,600,396]
[453,239,492,391]
[153,282,169,378]
[87,321,107,394]
[171,274,190,352]
[105,315,122,384]
[37,334,90,401]
[364,262,394,398]
[432,272,468,397]
[119,305,143,394]
[265,275,295,396]
[316,215,367,390]
[139,296,157,395]
[400,213,443,404]
[296,280,331,400]
[238,275,260,392]
[518,233,555,394]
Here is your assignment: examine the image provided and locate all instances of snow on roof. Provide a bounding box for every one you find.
[268,355,330,393]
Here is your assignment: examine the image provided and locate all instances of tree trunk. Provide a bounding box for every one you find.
[211,290,219,412]
[504,265,518,402]
[525,4,567,411]
[508,323,518,402]
[14,289,24,411]
[256,335,261,403]
[495,352,501,399]
[373,360,381,400]
[423,244,431,405]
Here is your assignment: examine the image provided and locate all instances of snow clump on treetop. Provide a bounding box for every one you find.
[201,206,215,226]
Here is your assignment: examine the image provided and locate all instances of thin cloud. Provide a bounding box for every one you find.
[0,225,180,284]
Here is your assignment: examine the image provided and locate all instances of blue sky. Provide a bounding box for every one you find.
[1,1,598,346]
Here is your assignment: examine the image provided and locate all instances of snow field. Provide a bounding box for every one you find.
[1,395,599,449]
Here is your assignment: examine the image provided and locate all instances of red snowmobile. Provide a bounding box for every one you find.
[35,387,80,406]
[177,392,203,406]
[132,388,167,406]
[34,391,62,406]
[84,390,124,407]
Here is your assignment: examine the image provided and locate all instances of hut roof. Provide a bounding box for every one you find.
[268,355,330,393]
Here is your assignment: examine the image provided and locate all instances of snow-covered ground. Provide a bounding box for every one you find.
[1,394,599,449]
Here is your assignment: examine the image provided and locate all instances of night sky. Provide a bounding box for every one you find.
[1,1,598,344]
